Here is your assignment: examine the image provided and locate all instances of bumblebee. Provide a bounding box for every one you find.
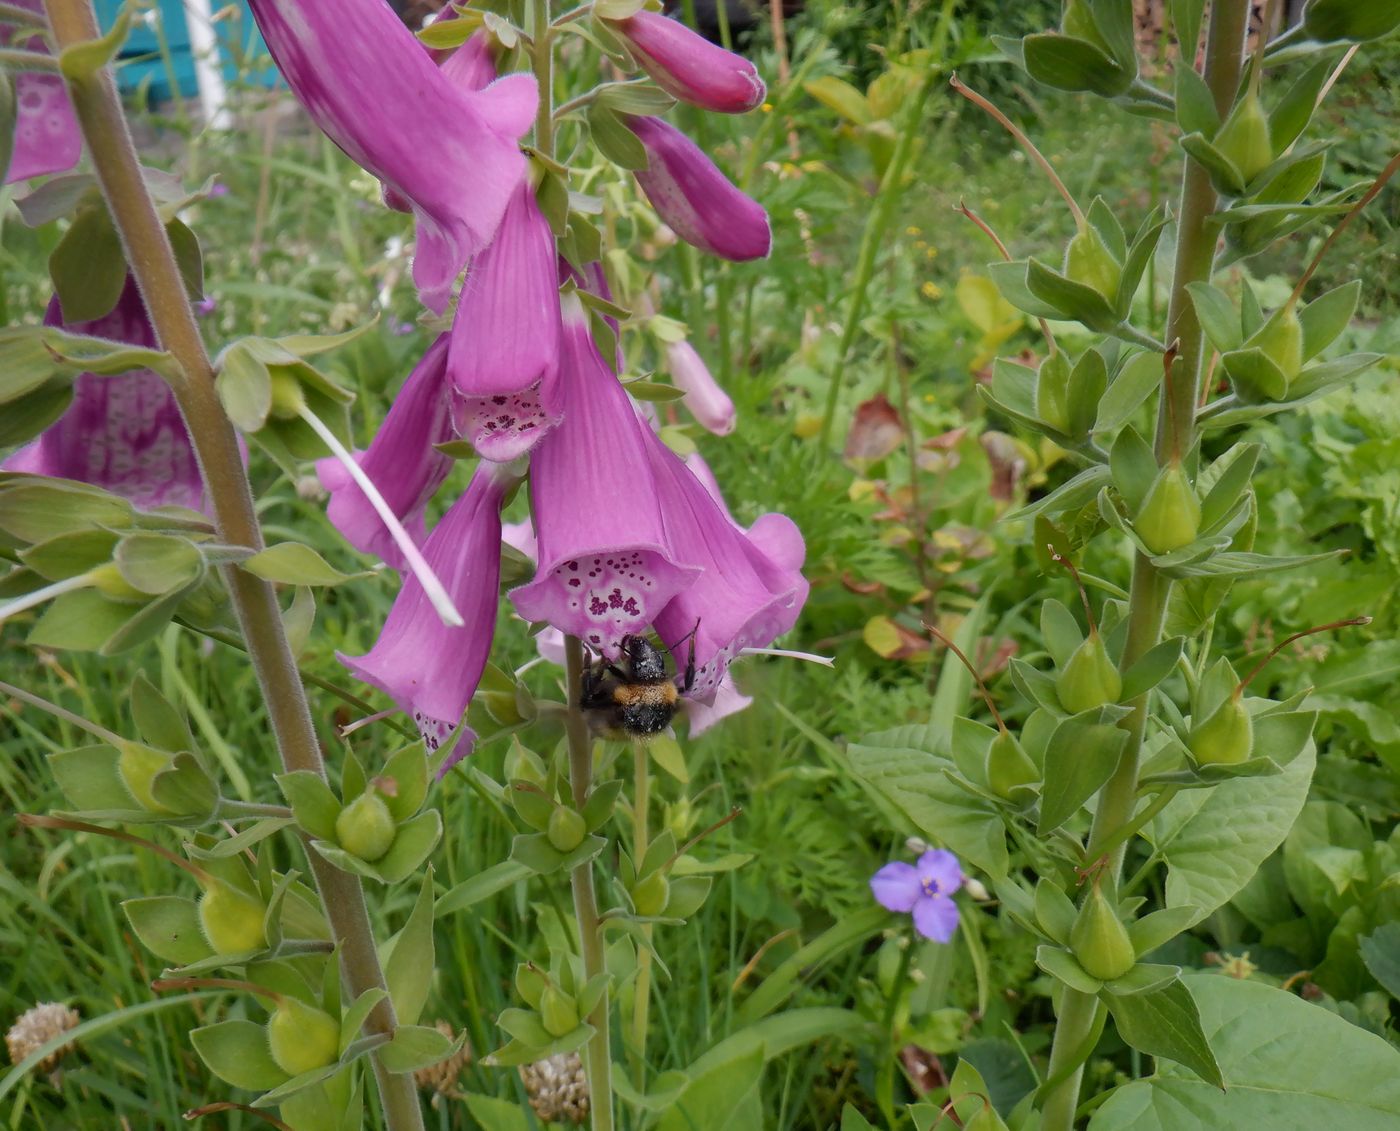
[581,632,696,738]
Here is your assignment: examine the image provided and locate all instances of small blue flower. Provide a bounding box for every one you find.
[870,848,964,942]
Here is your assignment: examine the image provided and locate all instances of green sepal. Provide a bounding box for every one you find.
[1036,944,1103,994]
[190,1019,290,1091]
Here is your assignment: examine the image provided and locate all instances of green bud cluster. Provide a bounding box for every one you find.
[985,730,1039,799]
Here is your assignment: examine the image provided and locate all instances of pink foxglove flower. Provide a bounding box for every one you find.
[3,279,205,512]
[247,0,537,312]
[3,1,81,183]
[340,463,511,762]
[647,442,807,699]
[871,849,964,942]
[448,183,563,461]
[606,10,765,114]
[627,115,771,262]
[511,296,701,657]
[316,335,456,568]
[666,339,735,435]
[683,673,753,736]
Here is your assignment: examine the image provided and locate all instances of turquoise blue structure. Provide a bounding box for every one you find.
[94,0,278,102]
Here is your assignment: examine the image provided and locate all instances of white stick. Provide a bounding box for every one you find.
[0,572,97,626]
[296,405,463,627]
[183,0,231,131]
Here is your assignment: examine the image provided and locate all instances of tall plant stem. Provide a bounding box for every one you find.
[41,3,422,1127]
[630,740,654,1074]
[564,637,615,1131]
[1038,4,1251,1129]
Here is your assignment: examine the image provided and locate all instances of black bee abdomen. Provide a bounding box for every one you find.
[621,702,673,736]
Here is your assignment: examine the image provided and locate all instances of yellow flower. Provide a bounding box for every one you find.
[920,281,943,300]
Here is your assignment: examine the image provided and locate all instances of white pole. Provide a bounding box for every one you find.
[183,0,231,130]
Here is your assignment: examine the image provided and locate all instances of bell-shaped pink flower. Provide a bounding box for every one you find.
[649,444,808,699]
[3,2,81,183]
[448,183,562,461]
[248,0,537,312]
[510,297,701,657]
[3,278,205,512]
[316,334,457,568]
[607,10,765,113]
[667,339,735,435]
[627,116,771,262]
[339,463,511,761]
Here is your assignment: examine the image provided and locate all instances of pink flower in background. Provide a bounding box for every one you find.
[627,116,771,262]
[511,296,701,658]
[667,339,735,435]
[2,1,81,183]
[247,0,537,311]
[871,849,964,942]
[3,278,206,512]
[339,462,511,762]
[607,10,765,114]
[317,335,457,568]
[448,184,562,461]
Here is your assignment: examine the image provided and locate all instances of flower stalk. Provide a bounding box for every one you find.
[39,2,422,1127]
[1037,3,1252,1129]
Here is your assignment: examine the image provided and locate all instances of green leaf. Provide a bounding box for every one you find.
[595,80,676,117]
[1102,961,1180,996]
[148,750,218,817]
[28,589,142,653]
[1035,879,1077,945]
[509,831,607,876]
[1121,637,1184,700]
[42,327,181,381]
[1146,738,1315,926]
[378,1024,460,1073]
[1269,60,1331,152]
[131,672,193,754]
[1174,64,1219,136]
[846,727,1009,878]
[277,771,343,842]
[341,989,389,1052]
[1089,975,1400,1129]
[1037,944,1103,994]
[1022,33,1132,97]
[122,896,214,966]
[1128,906,1198,956]
[1038,707,1131,834]
[1026,258,1119,331]
[659,1046,766,1131]
[49,207,126,323]
[1179,132,1246,196]
[1101,976,1222,1087]
[242,543,363,586]
[803,75,872,124]
[216,342,273,432]
[114,533,202,595]
[384,871,434,1027]
[190,1019,289,1091]
[1198,443,1260,532]
[1358,923,1400,1000]
[1041,600,1084,667]
[0,377,72,446]
[588,103,648,170]
[1110,425,1157,512]
[167,218,203,301]
[1299,280,1360,362]
[1186,282,1242,354]
[1096,350,1162,433]
[47,743,131,812]
[1303,0,1400,42]
[380,745,428,823]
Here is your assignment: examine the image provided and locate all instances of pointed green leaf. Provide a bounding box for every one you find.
[1101,976,1222,1087]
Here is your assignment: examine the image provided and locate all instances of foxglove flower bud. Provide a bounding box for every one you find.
[1188,695,1254,765]
[606,10,765,113]
[1056,632,1121,714]
[1135,462,1201,555]
[666,339,735,435]
[627,116,771,262]
[1070,882,1136,981]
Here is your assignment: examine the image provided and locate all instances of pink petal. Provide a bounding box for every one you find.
[667,339,735,435]
[3,5,80,184]
[609,10,765,114]
[683,673,753,736]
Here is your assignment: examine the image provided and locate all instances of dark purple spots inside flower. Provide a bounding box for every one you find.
[590,597,609,615]
[567,561,578,570]
[608,590,624,609]
[623,598,639,616]
[568,578,581,587]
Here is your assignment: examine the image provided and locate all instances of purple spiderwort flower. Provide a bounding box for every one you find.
[511,295,701,658]
[3,278,206,512]
[316,334,456,569]
[647,439,807,699]
[667,339,735,435]
[339,462,511,764]
[247,0,537,312]
[871,849,964,942]
[448,183,562,461]
[627,116,771,262]
[2,1,81,184]
[605,11,765,114]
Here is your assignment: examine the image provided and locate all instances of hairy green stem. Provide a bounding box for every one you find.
[1037,4,1251,1128]
[41,3,422,1127]
[564,637,615,1131]
[630,741,654,1075]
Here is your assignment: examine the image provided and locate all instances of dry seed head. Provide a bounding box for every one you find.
[519,1051,590,1124]
[6,1002,80,1075]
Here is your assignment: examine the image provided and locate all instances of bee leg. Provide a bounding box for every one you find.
[679,619,699,694]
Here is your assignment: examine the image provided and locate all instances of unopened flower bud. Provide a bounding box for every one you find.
[1056,633,1121,715]
[1188,694,1254,765]
[964,878,991,902]
[631,871,671,918]
[198,881,268,955]
[335,790,398,863]
[607,10,766,114]
[539,985,580,1039]
[267,998,340,1076]
[904,836,930,854]
[985,730,1039,799]
[1257,306,1304,382]
[667,339,736,435]
[1070,882,1136,982]
[547,807,587,854]
[118,743,175,813]
[1063,225,1121,300]
[1135,462,1201,554]
[1213,89,1273,185]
